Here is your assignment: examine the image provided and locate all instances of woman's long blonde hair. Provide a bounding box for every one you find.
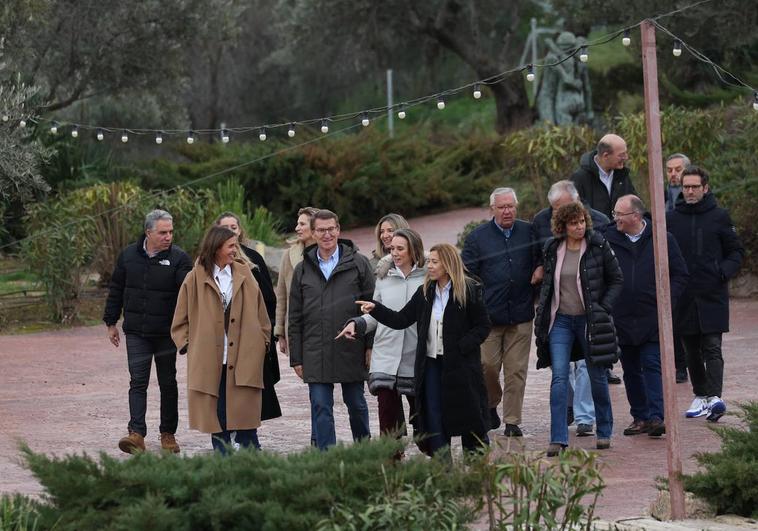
[374,213,410,257]
[424,243,468,306]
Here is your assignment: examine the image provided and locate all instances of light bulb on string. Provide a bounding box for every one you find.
[361,114,370,127]
[121,130,129,143]
[397,105,406,119]
[71,125,79,138]
[320,119,329,134]
[288,123,296,137]
[673,39,682,57]
[50,121,59,135]
[526,65,535,82]
[437,97,446,110]
[19,119,27,128]
[155,132,163,144]
[622,29,631,47]
[187,131,195,144]
[579,46,589,63]
[473,84,482,99]
[96,128,104,141]
[2,114,8,122]
[753,92,758,111]
[259,128,267,141]
[221,129,230,143]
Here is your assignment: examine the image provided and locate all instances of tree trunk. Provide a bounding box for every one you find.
[487,76,533,135]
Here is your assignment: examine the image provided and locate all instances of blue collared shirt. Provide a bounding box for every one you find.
[594,156,614,195]
[317,245,340,280]
[626,219,647,243]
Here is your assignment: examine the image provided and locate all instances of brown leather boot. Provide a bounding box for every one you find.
[118,431,145,454]
[160,432,180,453]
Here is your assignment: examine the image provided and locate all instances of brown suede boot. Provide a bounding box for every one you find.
[118,431,145,454]
[160,432,180,454]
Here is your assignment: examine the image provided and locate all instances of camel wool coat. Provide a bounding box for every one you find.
[172,259,271,434]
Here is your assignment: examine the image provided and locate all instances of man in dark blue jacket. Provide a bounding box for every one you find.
[103,209,192,454]
[462,187,541,437]
[607,195,689,437]
[666,166,744,422]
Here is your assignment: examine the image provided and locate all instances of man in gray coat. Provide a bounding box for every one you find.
[289,209,375,450]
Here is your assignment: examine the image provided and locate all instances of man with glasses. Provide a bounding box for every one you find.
[606,195,688,438]
[462,187,541,438]
[666,167,744,422]
[288,209,375,449]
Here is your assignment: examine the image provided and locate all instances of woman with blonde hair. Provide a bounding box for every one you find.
[356,243,491,457]
[215,212,281,446]
[370,213,410,269]
[172,225,271,452]
[274,207,319,354]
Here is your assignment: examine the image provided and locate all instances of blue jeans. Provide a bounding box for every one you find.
[211,366,260,454]
[620,342,664,421]
[549,314,613,445]
[569,360,595,425]
[308,382,370,450]
[424,356,489,457]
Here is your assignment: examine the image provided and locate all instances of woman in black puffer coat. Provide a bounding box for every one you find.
[534,202,623,456]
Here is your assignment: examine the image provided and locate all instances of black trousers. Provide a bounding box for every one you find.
[125,334,178,436]
[674,333,688,373]
[681,333,724,398]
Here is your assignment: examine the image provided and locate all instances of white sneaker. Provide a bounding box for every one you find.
[685,396,709,418]
[706,396,726,423]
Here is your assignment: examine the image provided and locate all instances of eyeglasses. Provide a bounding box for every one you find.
[682,184,703,191]
[314,226,338,235]
[612,210,636,218]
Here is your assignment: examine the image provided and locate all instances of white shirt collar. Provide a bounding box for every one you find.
[213,263,232,279]
[395,264,417,279]
[626,219,647,242]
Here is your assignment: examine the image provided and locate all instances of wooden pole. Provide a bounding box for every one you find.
[640,19,686,520]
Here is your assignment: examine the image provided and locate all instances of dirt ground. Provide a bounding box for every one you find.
[1,208,756,522]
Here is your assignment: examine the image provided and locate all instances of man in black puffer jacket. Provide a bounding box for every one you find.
[666,166,744,423]
[103,209,192,454]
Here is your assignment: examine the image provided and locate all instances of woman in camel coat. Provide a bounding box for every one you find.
[172,225,271,451]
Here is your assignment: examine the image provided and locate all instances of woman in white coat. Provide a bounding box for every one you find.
[337,228,426,442]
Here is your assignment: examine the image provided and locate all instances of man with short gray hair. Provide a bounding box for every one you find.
[103,209,192,454]
[462,187,541,437]
[665,153,690,211]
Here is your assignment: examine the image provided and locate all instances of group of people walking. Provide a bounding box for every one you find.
[103,132,743,458]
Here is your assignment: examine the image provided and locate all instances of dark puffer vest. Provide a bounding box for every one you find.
[534,230,623,368]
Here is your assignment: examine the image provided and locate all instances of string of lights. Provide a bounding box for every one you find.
[4,0,753,144]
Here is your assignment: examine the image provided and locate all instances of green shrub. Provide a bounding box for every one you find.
[17,439,480,531]
[683,402,758,518]
[0,495,41,531]
[21,199,94,323]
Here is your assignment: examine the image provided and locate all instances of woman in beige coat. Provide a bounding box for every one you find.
[172,226,271,452]
[274,206,318,354]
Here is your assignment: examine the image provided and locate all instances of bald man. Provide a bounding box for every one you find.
[570,134,637,220]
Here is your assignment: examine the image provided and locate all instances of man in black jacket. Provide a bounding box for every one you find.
[570,134,637,220]
[571,134,636,385]
[462,187,541,437]
[607,195,689,438]
[103,209,192,454]
[666,166,744,423]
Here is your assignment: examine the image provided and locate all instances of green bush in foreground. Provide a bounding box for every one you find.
[683,402,758,518]
[13,436,606,530]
